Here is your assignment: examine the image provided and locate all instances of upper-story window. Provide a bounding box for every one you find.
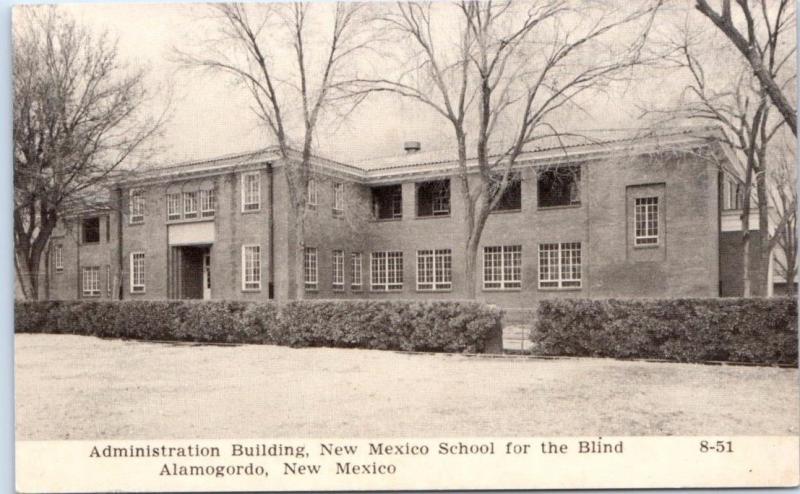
[332,183,345,216]
[53,244,63,272]
[538,165,580,208]
[634,197,659,246]
[129,189,145,224]
[417,179,450,217]
[183,192,198,219]
[491,172,522,211]
[722,177,744,211]
[372,185,402,220]
[242,172,261,212]
[200,189,215,218]
[167,193,181,220]
[307,178,318,207]
[82,217,100,244]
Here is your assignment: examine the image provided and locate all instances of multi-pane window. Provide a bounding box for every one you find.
[167,193,181,220]
[372,185,403,219]
[242,245,261,291]
[82,266,100,297]
[130,252,145,293]
[332,250,344,290]
[371,251,403,291]
[183,192,198,219]
[333,183,345,216]
[538,242,582,289]
[304,247,318,290]
[537,165,581,208]
[53,244,63,272]
[634,197,659,245]
[417,180,450,217]
[351,252,363,290]
[242,172,261,211]
[483,245,522,290]
[200,189,215,218]
[417,249,452,291]
[82,217,100,244]
[722,178,744,211]
[491,172,522,211]
[307,179,318,206]
[129,189,145,224]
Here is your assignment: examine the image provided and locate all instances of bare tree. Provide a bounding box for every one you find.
[13,6,165,300]
[349,0,661,298]
[644,19,792,296]
[770,138,797,294]
[176,2,373,299]
[694,0,797,135]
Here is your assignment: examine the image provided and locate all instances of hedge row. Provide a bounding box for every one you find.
[15,300,503,353]
[532,298,798,366]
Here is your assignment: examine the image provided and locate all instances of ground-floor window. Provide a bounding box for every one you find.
[304,247,318,291]
[242,245,261,291]
[130,252,146,293]
[634,197,659,245]
[483,245,522,290]
[371,251,403,291]
[332,250,344,291]
[351,252,362,291]
[538,242,581,289]
[53,244,63,272]
[417,249,452,291]
[82,266,100,297]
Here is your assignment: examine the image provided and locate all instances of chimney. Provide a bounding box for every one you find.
[403,141,421,154]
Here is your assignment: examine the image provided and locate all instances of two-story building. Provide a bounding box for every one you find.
[42,126,769,307]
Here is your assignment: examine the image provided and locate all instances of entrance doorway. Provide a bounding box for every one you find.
[169,245,211,300]
[203,253,211,300]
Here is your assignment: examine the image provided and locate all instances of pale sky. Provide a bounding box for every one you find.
[43,1,758,167]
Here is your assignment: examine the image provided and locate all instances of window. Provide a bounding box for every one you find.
[417,249,452,291]
[82,266,100,297]
[634,197,659,245]
[304,247,318,291]
[332,250,344,290]
[538,242,582,289]
[307,179,318,207]
[417,180,450,217]
[106,265,112,296]
[53,244,63,272]
[351,252,363,290]
[372,185,403,220]
[333,183,344,216]
[242,172,261,211]
[130,252,145,293]
[537,165,581,208]
[167,193,181,220]
[491,172,522,211]
[483,245,522,290]
[200,189,215,218]
[183,192,198,219]
[129,189,145,224]
[722,178,744,210]
[81,217,100,244]
[242,245,261,291]
[371,251,403,291]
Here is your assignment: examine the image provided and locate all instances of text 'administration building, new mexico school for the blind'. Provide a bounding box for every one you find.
[44,127,771,308]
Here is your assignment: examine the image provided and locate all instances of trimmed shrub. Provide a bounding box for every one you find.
[14,299,502,354]
[532,298,798,366]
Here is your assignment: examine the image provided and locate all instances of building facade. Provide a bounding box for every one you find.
[43,127,769,307]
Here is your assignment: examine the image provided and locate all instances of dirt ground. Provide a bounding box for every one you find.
[15,334,799,440]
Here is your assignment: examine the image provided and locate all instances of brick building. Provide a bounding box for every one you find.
[42,127,769,307]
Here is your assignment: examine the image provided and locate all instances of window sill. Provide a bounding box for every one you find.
[538,287,582,292]
[167,217,214,225]
[633,242,660,249]
[489,208,521,215]
[241,209,261,215]
[305,287,318,292]
[130,290,146,295]
[537,203,581,211]
[241,288,262,293]
[482,287,522,292]
[372,217,403,222]
[416,288,453,293]
[370,289,404,293]
[82,294,101,298]
[415,214,451,220]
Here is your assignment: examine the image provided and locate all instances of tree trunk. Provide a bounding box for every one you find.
[756,172,771,296]
[464,234,481,299]
[15,250,41,301]
[291,212,306,300]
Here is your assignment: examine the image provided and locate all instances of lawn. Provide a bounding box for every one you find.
[15,334,799,440]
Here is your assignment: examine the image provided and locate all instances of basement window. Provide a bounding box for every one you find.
[372,185,403,220]
[416,179,450,217]
[81,217,100,244]
[537,165,580,208]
